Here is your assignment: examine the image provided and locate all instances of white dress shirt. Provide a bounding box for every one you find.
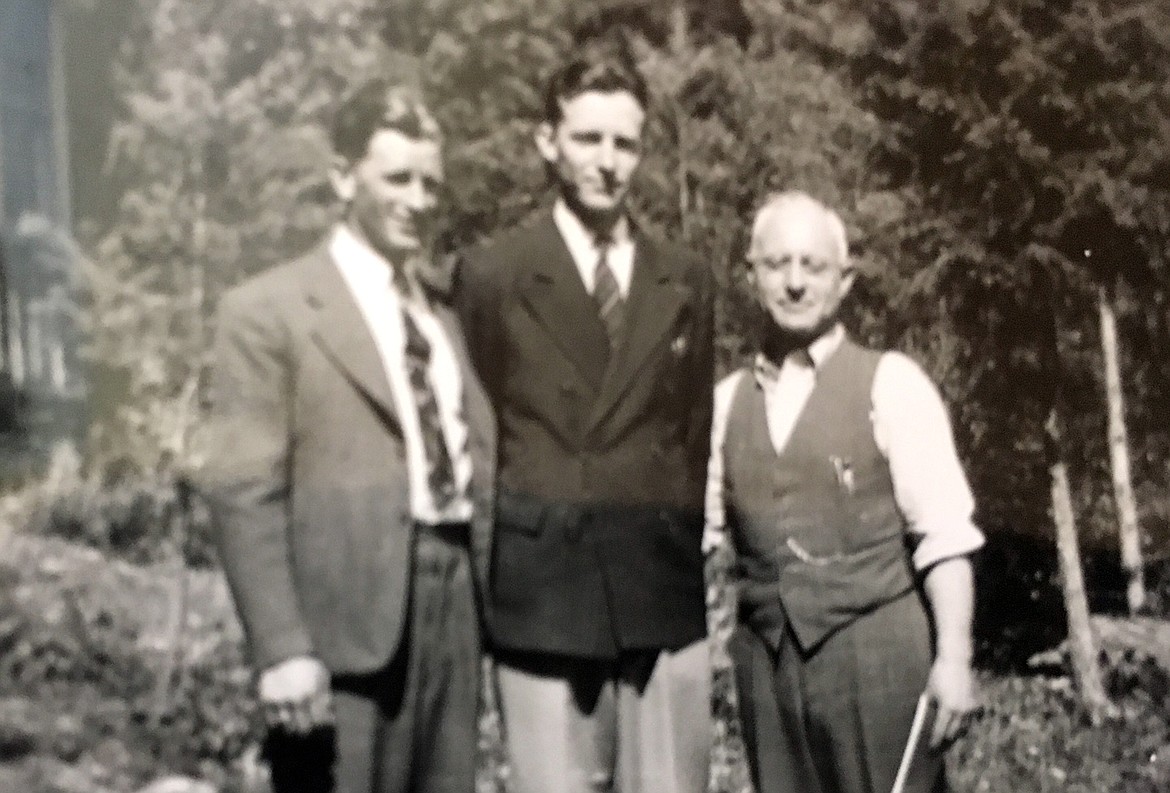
[705,324,984,570]
[330,225,473,524]
[552,198,636,298]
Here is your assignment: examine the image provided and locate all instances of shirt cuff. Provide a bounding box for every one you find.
[912,523,985,571]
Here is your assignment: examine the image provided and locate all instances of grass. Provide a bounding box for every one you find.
[1,528,1169,792]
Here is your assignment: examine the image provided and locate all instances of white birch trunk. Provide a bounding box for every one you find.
[1048,409,1109,721]
[1098,285,1145,613]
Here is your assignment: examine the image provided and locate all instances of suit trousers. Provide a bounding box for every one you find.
[264,525,479,793]
[731,591,943,793]
[494,639,711,793]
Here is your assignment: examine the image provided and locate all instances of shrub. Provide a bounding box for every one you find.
[13,441,217,567]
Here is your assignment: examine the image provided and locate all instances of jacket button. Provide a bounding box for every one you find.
[567,511,587,543]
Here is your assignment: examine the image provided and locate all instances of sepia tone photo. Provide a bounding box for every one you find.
[1,1,1168,792]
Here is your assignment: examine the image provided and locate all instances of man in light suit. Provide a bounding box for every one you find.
[198,80,494,793]
[456,38,715,793]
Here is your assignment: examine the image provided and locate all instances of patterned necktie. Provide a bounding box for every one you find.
[400,299,457,511]
[592,234,624,348]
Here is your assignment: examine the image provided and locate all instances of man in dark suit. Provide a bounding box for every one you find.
[198,80,494,793]
[456,39,714,793]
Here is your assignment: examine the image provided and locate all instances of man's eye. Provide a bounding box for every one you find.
[615,136,640,154]
[382,171,413,185]
[570,132,602,145]
[754,257,789,270]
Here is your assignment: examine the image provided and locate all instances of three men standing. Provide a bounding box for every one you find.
[199,82,494,793]
[457,39,715,793]
[201,38,981,793]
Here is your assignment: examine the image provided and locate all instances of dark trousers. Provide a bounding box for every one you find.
[265,526,480,793]
[731,592,944,793]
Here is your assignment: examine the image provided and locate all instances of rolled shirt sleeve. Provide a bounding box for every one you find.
[871,352,985,571]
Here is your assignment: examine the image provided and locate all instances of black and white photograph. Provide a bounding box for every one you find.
[0,1,1168,792]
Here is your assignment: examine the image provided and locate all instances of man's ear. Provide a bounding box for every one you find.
[839,262,857,298]
[328,155,356,203]
[534,122,558,163]
[745,263,758,293]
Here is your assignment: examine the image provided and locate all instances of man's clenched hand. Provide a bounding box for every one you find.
[258,655,333,734]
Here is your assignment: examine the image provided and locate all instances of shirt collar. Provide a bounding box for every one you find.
[331,224,392,286]
[331,224,424,300]
[753,324,845,383]
[552,198,631,250]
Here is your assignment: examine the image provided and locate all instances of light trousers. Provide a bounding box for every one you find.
[495,638,711,793]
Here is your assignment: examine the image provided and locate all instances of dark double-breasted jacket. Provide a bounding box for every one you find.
[456,211,714,659]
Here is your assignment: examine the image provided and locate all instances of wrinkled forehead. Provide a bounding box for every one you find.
[749,200,848,265]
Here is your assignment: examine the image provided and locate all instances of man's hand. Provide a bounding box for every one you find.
[926,656,978,748]
[258,655,333,734]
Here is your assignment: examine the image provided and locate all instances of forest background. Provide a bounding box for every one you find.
[3,0,1170,791]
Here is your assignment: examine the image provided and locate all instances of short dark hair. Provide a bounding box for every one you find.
[330,78,441,162]
[542,37,648,124]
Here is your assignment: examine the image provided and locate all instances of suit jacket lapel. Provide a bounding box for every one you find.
[589,235,690,428]
[517,214,611,389]
[302,246,400,428]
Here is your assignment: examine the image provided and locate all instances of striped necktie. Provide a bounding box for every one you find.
[592,234,624,348]
[398,285,457,512]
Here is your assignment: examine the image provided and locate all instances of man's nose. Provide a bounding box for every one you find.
[597,138,617,172]
[783,262,808,296]
[405,178,437,211]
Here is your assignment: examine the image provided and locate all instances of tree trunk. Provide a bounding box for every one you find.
[670,0,691,236]
[1098,284,1145,613]
[669,0,688,55]
[1048,409,1109,721]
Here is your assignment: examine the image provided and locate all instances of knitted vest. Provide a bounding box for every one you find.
[723,340,915,654]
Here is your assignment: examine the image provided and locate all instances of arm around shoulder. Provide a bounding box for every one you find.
[452,248,505,401]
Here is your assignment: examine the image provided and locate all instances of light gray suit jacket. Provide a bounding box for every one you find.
[197,241,495,674]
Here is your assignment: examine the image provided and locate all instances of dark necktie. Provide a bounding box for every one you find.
[400,300,457,511]
[592,235,624,348]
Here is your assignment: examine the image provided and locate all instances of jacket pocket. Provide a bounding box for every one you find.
[496,490,547,537]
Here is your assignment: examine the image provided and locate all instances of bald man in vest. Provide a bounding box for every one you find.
[705,192,983,793]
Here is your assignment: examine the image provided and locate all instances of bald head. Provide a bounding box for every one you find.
[746,191,855,338]
[748,191,849,267]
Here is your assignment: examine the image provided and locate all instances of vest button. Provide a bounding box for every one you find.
[567,510,588,542]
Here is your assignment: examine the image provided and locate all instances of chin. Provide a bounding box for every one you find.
[578,192,623,211]
[387,236,421,252]
[770,317,822,339]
